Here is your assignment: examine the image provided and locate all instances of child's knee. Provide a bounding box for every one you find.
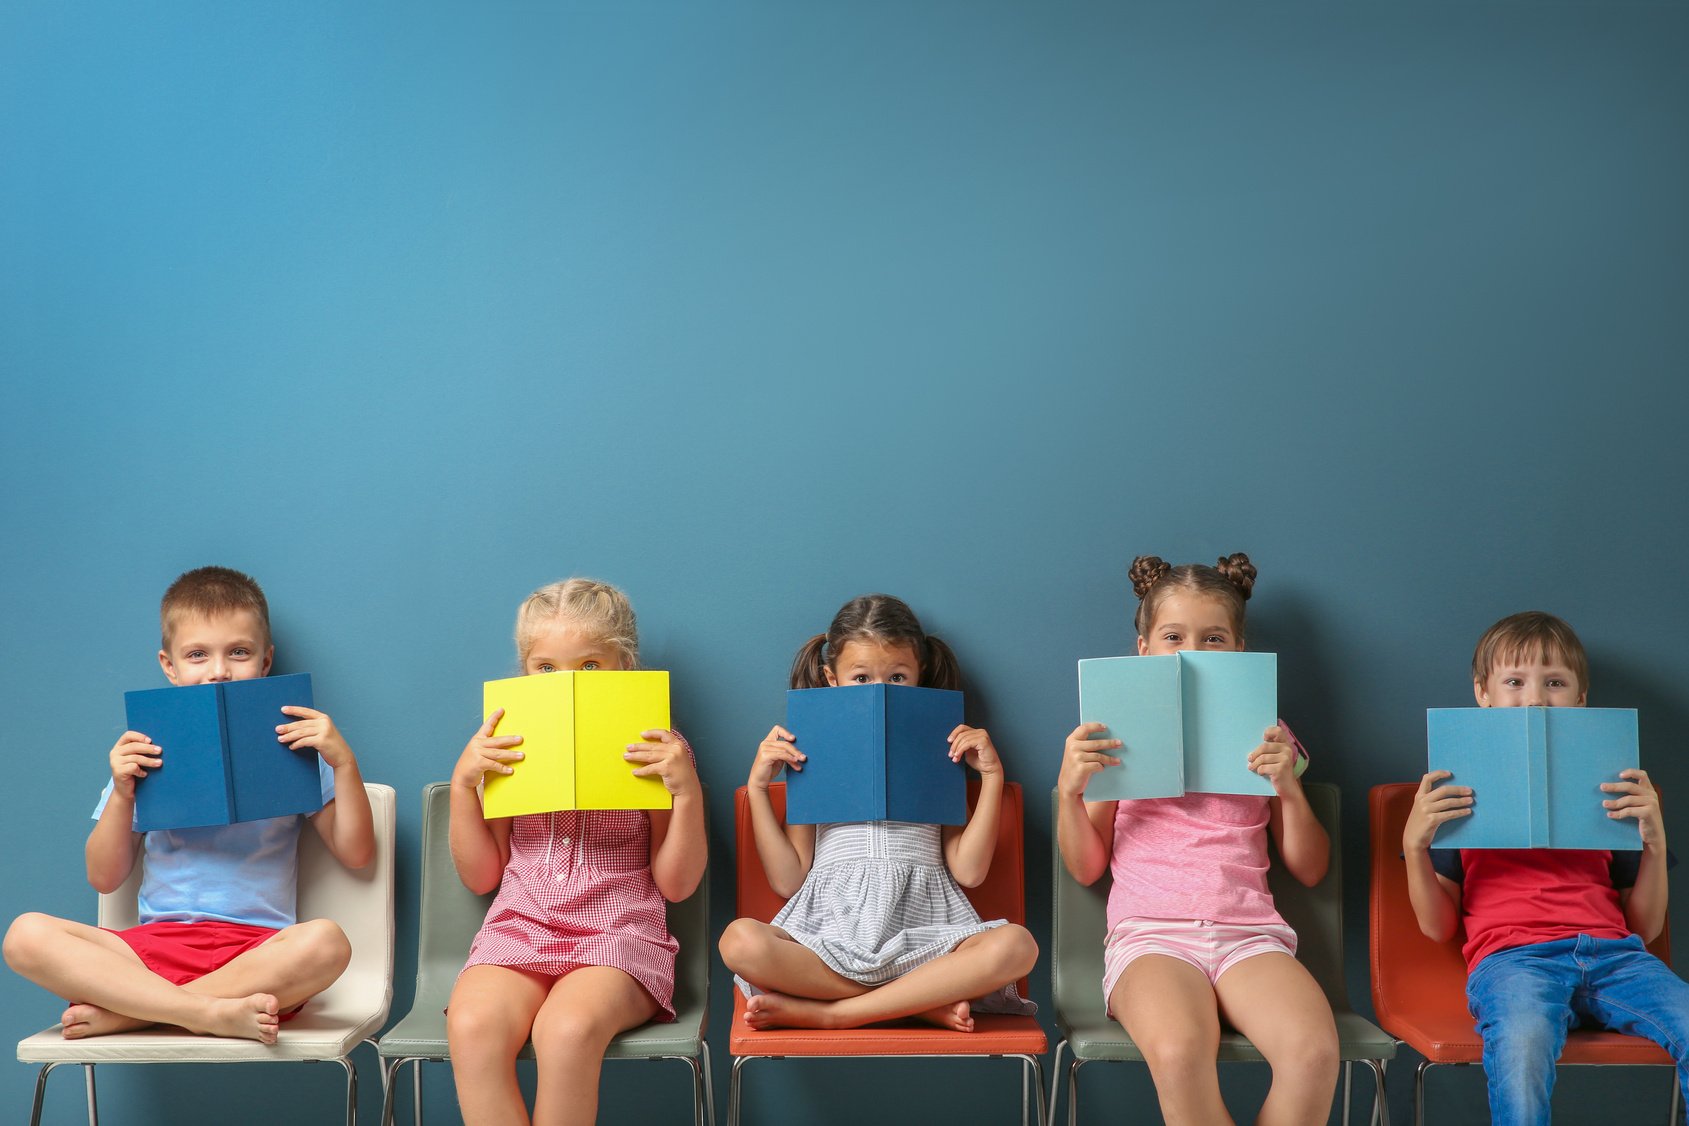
[988,924,1039,979]
[3,913,57,973]
[531,1002,618,1058]
[718,918,768,973]
[1135,1025,1218,1077]
[281,918,351,978]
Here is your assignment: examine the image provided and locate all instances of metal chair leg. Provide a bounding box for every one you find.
[1026,1055,1047,1126]
[1067,1056,1087,1126]
[1363,1058,1390,1126]
[328,1055,357,1126]
[85,1063,98,1126]
[1414,1059,1434,1126]
[727,1055,751,1126]
[1343,1060,1353,1126]
[701,1041,717,1126]
[1046,1041,1066,1126]
[1670,1070,1682,1126]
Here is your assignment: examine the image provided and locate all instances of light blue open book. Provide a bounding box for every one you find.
[1428,707,1640,850]
[1078,651,1277,800]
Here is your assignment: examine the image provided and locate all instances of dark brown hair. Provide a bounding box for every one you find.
[160,566,271,652]
[1471,611,1588,695]
[790,594,961,691]
[1129,553,1257,641]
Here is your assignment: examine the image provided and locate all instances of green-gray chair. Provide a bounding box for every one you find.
[376,781,714,1126]
[1048,783,1393,1126]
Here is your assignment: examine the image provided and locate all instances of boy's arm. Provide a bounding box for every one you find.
[1606,768,1668,942]
[87,730,159,892]
[1404,770,1470,941]
[281,706,376,869]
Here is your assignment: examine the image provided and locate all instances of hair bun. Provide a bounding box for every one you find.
[1214,552,1256,600]
[1128,555,1172,600]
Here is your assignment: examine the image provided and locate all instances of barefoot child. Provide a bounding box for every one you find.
[3,566,375,1044]
[719,593,1037,1031]
[446,579,706,1126]
[1056,554,1338,1125]
[1405,610,1689,1122]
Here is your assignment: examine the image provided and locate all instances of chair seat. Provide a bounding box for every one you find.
[1386,1008,1673,1066]
[727,989,1046,1057]
[376,995,708,1062]
[17,1003,383,1065]
[1057,1010,1398,1065]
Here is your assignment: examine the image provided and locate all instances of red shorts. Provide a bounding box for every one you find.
[107,920,280,986]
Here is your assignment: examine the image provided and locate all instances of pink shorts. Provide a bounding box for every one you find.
[108,920,280,986]
[1102,918,1298,1016]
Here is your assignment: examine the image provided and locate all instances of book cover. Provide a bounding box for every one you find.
[125,673,321,832]
[1428,707,1640,850]
[1078,651,1277,801]
[481,670,672,818]
[784,684,966,826]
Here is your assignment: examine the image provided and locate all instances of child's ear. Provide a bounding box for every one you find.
[1473,678,1490,706]
[1136,635,1150,656]
[159,648,181,686]
[822,664,839,687]
[261,645,274,677]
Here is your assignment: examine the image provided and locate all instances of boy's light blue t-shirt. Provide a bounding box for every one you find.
[92,759,336,930]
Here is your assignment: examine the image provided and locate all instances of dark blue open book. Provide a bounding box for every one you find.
[783,684,966,825]
[124,673,322,832]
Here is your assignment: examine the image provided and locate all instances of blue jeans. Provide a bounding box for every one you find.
[1466,934,1689,1125]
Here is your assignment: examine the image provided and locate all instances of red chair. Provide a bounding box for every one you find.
[1368,782,1680,1125]
[726,781,1047,1125]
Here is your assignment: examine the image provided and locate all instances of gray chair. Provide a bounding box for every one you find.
[376,781,714,1126]
[1048,783,1393,1126]
[17,782,397,1126]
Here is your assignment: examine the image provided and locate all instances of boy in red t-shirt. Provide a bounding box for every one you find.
[1404,611,1688,1124]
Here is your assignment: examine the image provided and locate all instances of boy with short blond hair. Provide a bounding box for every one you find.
[2,566,374,1043]
[1404,610,1689,1123]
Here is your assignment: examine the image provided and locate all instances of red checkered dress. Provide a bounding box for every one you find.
[462,799,680,1020]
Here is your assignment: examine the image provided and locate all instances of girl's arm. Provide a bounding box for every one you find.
[1402,770,1469,941]
[941,725,1004,888]
[1254,725,1328,886]
[87,730,158,892]
[1055,722,1121,886]
[449,710,523,895]
[629,729,707,902]
[1607,769,1668,941]
[747,725,815,899]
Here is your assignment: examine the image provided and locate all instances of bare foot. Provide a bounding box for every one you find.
[61,1003,152,1039]
[743,991,838,1030]
[914,1000,974,1032]
[193,994,281,1043]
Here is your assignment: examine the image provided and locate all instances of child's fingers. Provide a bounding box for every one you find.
[279,705,323,719]
[1417,770,1454,794]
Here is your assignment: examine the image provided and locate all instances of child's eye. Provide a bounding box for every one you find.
[537,663,556,673]
[1504,678,1523,688]
[1204,634,1226,644]
[1548,678,1566,688]
[232,648,251,658]
[186,650,207,660]
[1161,632,1181,643]
[581,661,599,671]
[889,673,908,683]
[850,673,871,683]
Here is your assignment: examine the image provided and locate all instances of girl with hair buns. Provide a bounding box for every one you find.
[718,593,1037,1031]
[446,579,706,1126]
[1056,554,1338,1126]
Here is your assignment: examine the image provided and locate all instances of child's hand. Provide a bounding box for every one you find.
[109,731,163,799]
[277,706,354,769]
[1058,722,1121,800]
[453,708,524,790]
[947,724,1002,777]
[625,729,700,797]
[1247,725,1303,797]
[1603,769,1666,851]
[749,725,805,791]
[1403,770,1472,853]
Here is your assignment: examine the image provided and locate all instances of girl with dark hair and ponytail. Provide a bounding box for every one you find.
[718,594,1037,1030]
[1056,555,1338,1126]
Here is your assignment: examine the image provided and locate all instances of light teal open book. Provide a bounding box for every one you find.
[1078,651,1277,800]
[1427,707,1640,850]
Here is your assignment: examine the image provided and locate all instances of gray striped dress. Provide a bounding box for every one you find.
[736,820,1035,1014]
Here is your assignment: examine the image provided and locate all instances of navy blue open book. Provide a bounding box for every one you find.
[783,684,967,826]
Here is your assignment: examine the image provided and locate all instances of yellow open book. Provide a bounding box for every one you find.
[481,671,673,817]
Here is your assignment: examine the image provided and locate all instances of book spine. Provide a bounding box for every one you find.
[216,685,238,824]
[873,685,888,820]
[1528,707,1549,848]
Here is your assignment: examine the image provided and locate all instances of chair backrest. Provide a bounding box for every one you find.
[99,783,398,1023]
[1051,783,1350,1027]
[732,780,1029,989]
[409,782,710,1015]
[1367,781,1670,1030]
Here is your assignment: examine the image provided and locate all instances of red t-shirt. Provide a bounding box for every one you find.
[1432,848,1639,971]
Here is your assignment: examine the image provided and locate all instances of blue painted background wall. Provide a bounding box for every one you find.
[4,2,1685,1122]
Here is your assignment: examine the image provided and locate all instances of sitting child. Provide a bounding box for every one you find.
[1405,610,1689,1123]
[3,566,375,1043]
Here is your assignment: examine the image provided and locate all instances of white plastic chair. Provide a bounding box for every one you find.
[16,782,396,1126]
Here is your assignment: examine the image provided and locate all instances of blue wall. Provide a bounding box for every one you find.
[4,2,1686,1122]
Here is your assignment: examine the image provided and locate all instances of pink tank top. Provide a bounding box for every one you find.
[1105,793,1286,931]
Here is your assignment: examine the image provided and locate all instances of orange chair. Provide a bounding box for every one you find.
[726,781,1048,1126]
[1369,782,1681,1126]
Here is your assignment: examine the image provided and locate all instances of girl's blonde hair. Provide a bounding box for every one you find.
[515,578,640,669]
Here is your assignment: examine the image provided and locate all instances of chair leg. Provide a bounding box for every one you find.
[84,1063,98,1126]
[1024,1055,1047,1126]
[1670,1068,1682,1126]
[1343,1060,1353,1126]
[29,1062,59,1126]
[329,1055,357,1126]
[1045,1041,1065,1126]
[378,1057,408,1126]
[413,1059,424,1126]
[682,1055,706,1126]
[1067,1057,1087,1126]
[701,1040,717,1126]
[728,1055,750,1126]
[1414,1060,1434,1126]
[1362,1059,1389,1126]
